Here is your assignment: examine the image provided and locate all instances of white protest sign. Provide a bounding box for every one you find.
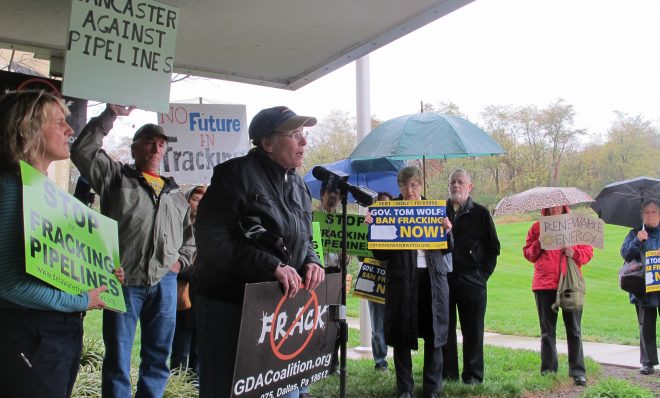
[63,0,178,112]
[539,213,604,250]
[158,103,249,184]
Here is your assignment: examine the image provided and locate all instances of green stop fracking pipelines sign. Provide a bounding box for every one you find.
[312,211,372,258]
[20,161,125,312]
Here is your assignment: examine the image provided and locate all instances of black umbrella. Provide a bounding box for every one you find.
[590,176,660,228]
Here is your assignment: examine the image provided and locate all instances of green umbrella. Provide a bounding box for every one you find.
[351,112,504,160]
[349,113,505,193]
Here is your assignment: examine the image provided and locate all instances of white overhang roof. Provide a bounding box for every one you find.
[0,0,474,89]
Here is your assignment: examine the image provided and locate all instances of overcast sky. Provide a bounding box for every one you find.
[112,0,660,142]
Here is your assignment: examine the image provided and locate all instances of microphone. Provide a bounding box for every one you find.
[313,166,348,193]
[312,166,378,207]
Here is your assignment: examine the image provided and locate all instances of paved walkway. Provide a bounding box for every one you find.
[345,317,642,369]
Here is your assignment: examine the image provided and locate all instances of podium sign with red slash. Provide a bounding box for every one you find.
[232,274,341,398]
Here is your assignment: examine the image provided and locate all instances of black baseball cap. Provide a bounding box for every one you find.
[132,124,169,142]
[248,106,316,143]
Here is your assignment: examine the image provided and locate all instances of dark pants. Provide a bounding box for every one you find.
[394,341,443,396]
[195,295,241,398]
[368,300,388,367]
[635,303,659,366]
[171,309,198,372]
[442,276,487,384]
[0,308,84,398]
[195,295,299,398]
[393,268,444,395]
[534,290,585,377]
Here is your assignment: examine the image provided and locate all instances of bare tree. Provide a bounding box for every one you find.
[303,110,357,174]
[537,99,583,186]
[600,111,659,181]
[435,101,466,117]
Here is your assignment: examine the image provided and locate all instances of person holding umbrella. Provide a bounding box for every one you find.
[366,166,453,398]
[496,185,596,386]
[522,205,593,386]
[620,199,660,375]
[592,177,660,375]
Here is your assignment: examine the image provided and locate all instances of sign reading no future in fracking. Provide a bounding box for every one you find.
[158,103,249,184]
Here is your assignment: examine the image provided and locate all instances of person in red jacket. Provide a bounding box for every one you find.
[522,205,593,387]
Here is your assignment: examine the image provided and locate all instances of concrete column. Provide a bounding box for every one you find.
[353,55,373,355]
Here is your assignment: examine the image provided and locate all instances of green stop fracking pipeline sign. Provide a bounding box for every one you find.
[312,211,371,257]
[20,161,126,312]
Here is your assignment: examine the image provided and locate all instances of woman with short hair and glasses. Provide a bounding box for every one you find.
[194,106,325,398]
[366,165,453,398]
[0,90,120,398]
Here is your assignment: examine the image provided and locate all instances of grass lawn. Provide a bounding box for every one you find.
[80,219,638,395]
[77,324,599,398]
[83,310,143,366]
[487,221,637,344]
[346,221,639,345]
[305,329,601,398]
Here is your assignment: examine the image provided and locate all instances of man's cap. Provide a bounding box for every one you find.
[248,106,316,142]
[133,124,168,142]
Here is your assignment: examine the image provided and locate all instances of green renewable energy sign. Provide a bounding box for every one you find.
[20,161,126,312]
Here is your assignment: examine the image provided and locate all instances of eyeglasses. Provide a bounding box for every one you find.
[276,129,308,141]
[399,181,422,190]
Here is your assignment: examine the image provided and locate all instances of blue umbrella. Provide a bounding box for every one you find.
[304,158,404,203]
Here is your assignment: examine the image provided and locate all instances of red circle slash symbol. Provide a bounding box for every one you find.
[269,287,319,361]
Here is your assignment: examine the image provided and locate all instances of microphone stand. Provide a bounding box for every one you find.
[339,188,348,398]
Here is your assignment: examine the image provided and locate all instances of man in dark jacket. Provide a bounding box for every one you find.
[442,168,500,385]
[193,106,325,398]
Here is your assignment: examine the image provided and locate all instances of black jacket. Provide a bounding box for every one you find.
[446,197,500,286]
[193,149,321,305]
[372,195,452,349]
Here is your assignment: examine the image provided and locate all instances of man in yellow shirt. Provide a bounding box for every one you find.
[72,105,195,398]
